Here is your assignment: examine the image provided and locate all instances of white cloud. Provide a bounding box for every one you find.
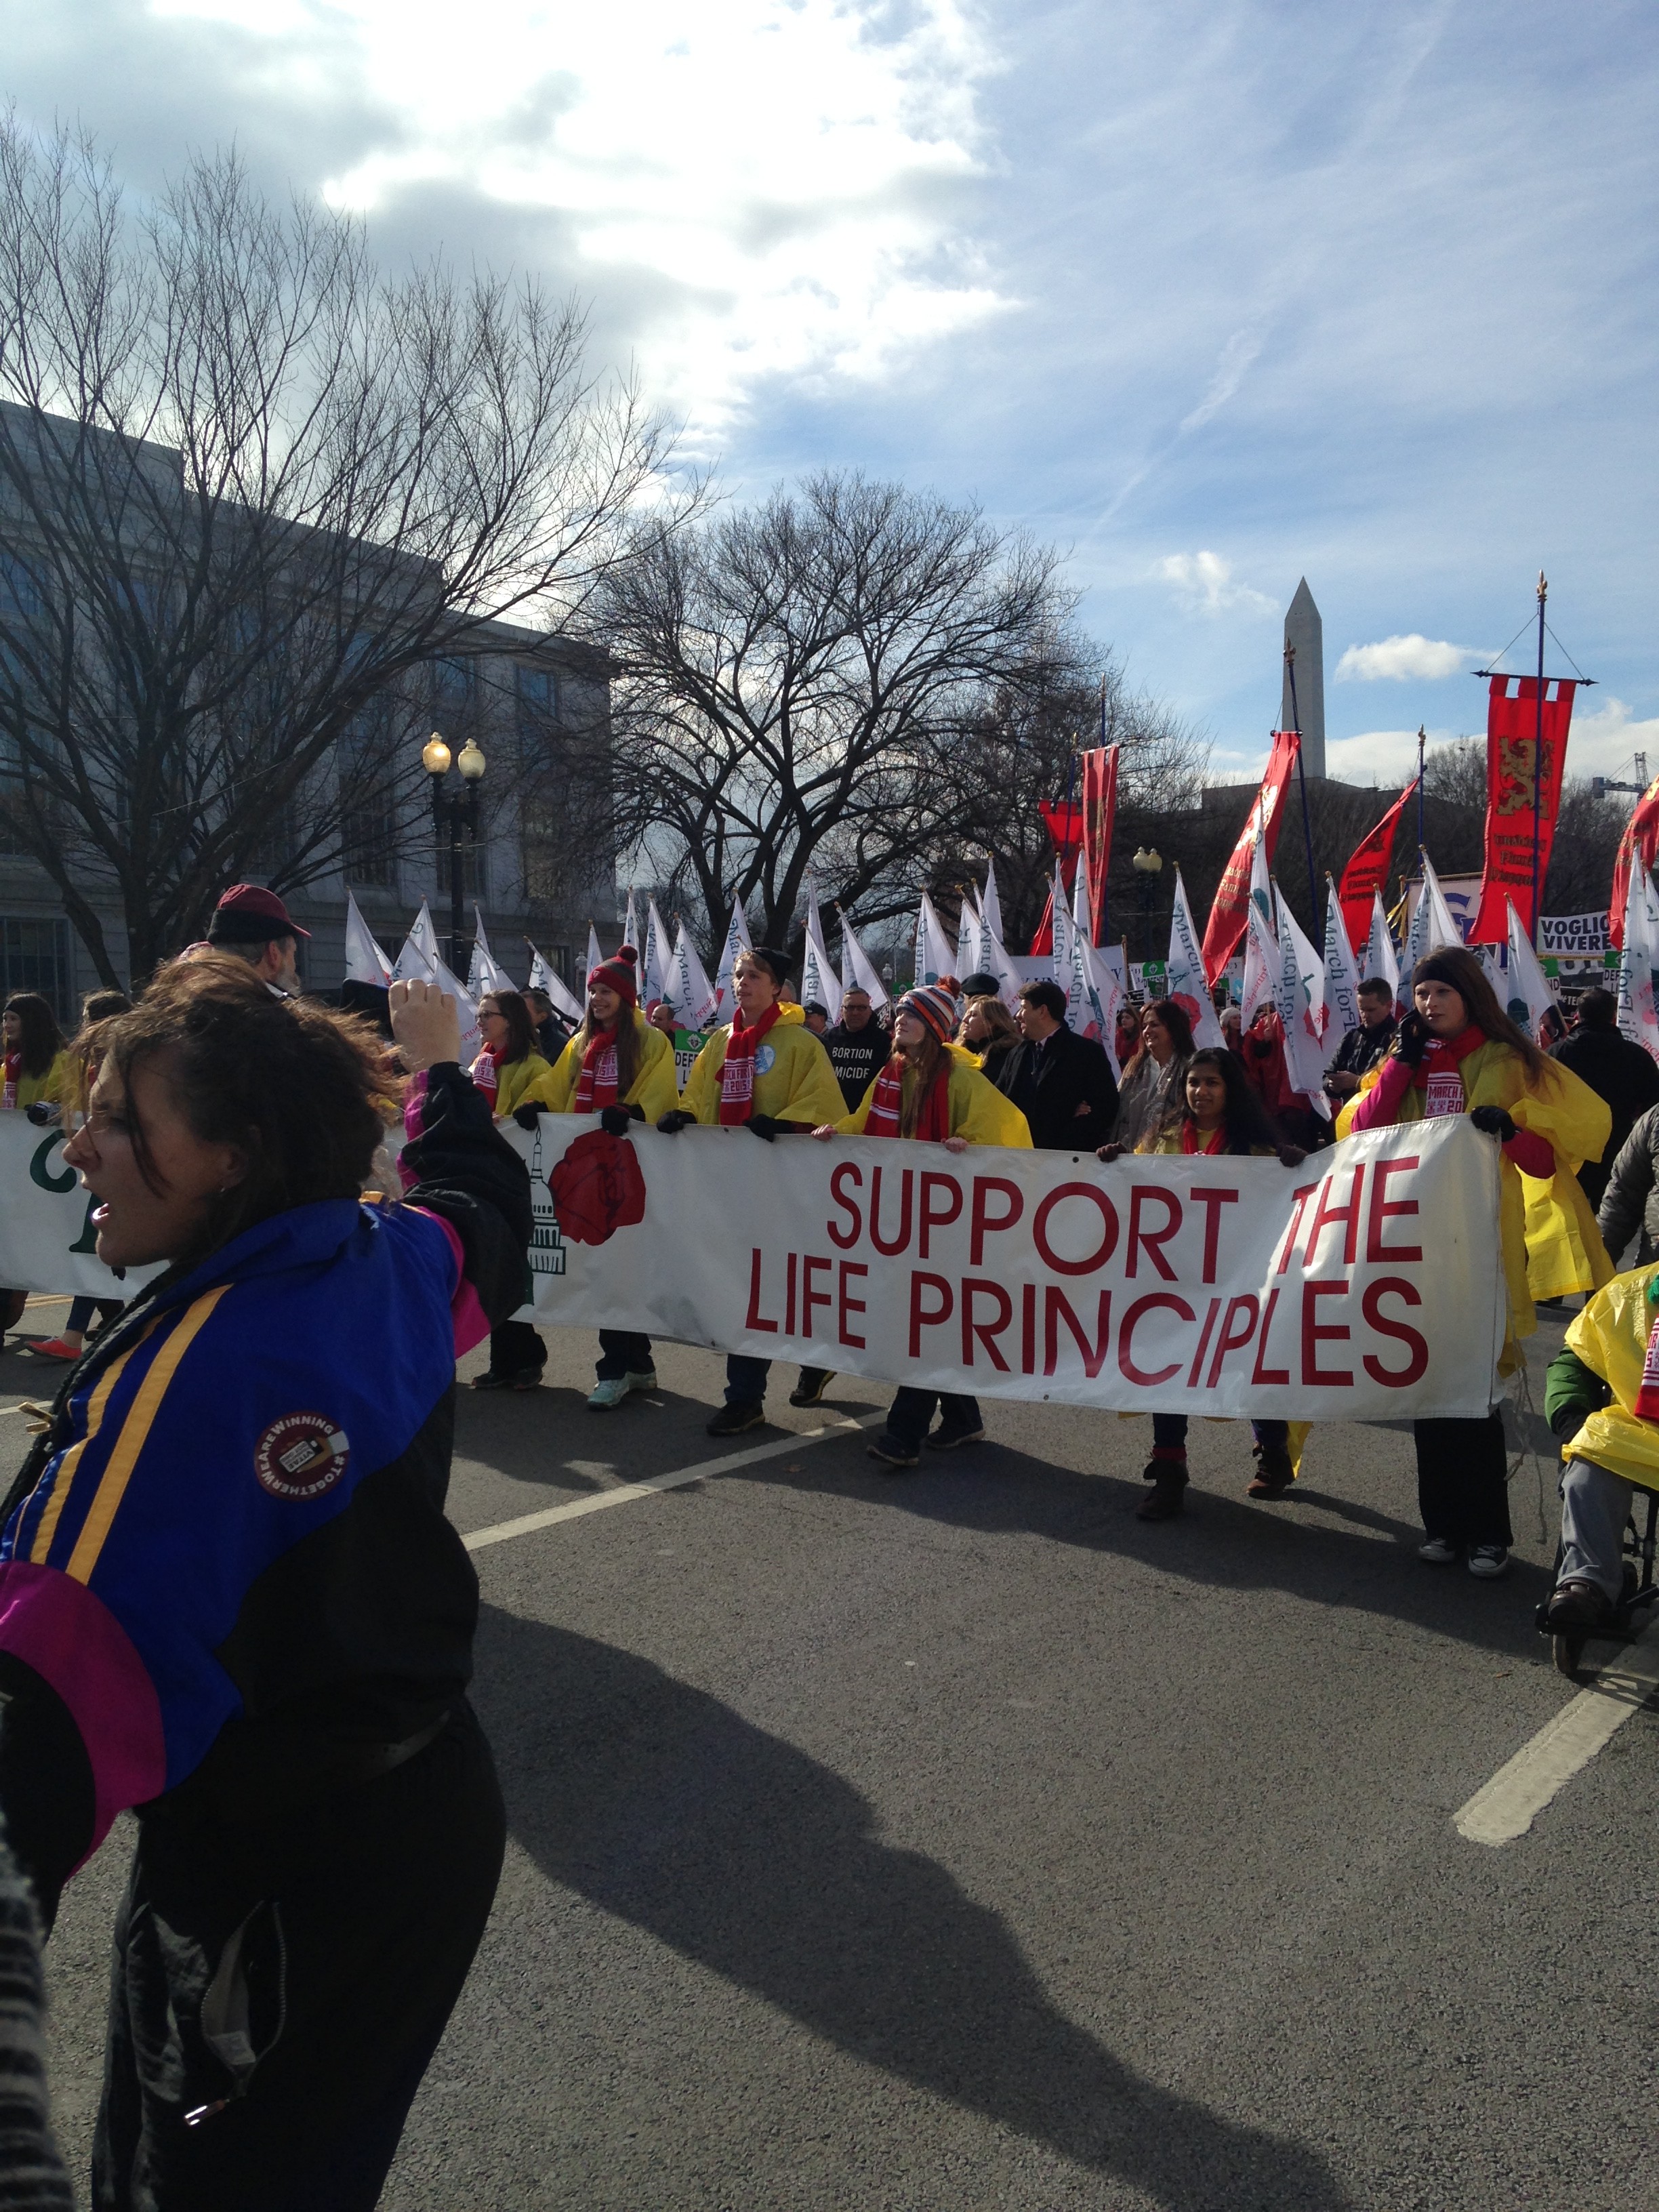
[1562,695,1659,783]
[1335,635,1477,682]
[146,0,1004,441]
[1155,550,1274,617]
[1324,728,1436,785]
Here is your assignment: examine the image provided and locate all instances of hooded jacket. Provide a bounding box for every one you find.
[680,1002,846,1130]
[527,1011,680,1122]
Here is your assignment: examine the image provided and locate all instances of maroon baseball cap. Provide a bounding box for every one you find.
[206,883,310,943]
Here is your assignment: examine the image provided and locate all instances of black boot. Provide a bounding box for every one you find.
[1137,1461,1187,1521]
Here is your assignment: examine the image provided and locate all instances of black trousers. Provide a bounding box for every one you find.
[595,1329,653,1380]
[489,1319,545,1378]
[93,1701,505,2212]
[886,1386,981,1447]
[1414,1411,1512,1548]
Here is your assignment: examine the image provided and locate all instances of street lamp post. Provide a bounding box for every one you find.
[422,731,487,973]
[1130,846,1164,970]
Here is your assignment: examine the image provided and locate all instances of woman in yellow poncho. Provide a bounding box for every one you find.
[812,983,1030,1466]
[1341,943,1612,1580]
[1542,1263,1659,1636]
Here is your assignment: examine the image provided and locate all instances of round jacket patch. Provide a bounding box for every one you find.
[754,1043,777,1076]
[254,1412,351,1501]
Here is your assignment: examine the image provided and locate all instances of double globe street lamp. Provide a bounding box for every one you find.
[1130,844,1164,968]
[422,731,487,972]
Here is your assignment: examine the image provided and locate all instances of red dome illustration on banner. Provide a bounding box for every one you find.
[548,1129,647,1246]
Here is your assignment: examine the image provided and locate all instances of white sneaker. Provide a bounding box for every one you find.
[1467,1544,1511,1579]
[587,1377,630,1410]
[1418,1535,1458,1565]
[626,1369,658,1392]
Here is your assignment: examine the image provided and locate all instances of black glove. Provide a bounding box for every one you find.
[1469,1105,1517,1143]
[746,1113,781,1142]
[23,1103,53,1126]
[1393,1010,1431,1067]
[657,1109,696,1134]
[512,1105,542,1131]
[599,1104,633,1138]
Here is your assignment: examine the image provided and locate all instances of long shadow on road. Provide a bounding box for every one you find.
[476,1605,1353,2211]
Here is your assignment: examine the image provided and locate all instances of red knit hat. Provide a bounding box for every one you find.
[588,945,638,1006]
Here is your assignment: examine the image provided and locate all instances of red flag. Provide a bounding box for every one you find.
[1336,779,1418,949]
[1079,747,1118,944]
[1608,774,1659,948]
[1469,676,1576,942]
[1200,731,1300,986]
[1029,886,1054,956]
[1038,800,1084,891]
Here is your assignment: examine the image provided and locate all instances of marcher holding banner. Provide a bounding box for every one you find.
[525,946,680,1409]
[469,991,552,1120]
[812,983,1030,1465]
[663,946,847,1431]
[1343,945,1612,1575]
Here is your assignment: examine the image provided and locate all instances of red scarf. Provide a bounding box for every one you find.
[718,1002,783,1124]
[1637,1309,1659,1423]
[572,1026,621,1114]
[470,1045,506,1109]
[863,1052,952,1141]
[1410,1023,1486,1120]
[0,1050,18,1111]
[1180,1120,1228,1155]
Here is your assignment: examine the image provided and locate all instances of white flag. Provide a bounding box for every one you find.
[1362,891,1401,1011]
[980,858,1005,947]
[712,895,754,1025]
[1504,900,1558,1043]
[621,889,639,954]
[799,874,844,1024]
[1274,888,1332,1119]
[668,922,722,1030]
[981,919,1025,1013]
[957,894,984,982]
[1242,888,1278,1027]
[1616,864,1659,1065]
[915,893,958,988]
[1322,880,1363,1046]
[1167,867,1225,1046]
[1071,861,1092,947]
[584,922,602,980]
[838,909,891,1010]
[642,897,672,1007]
[526,945,584,1024]
[393,899,441,984]
[1085,939,1126,1076]
[1052,865,1089,1031]
[468,907,514,1000]
[1404,851,1463,977]
[344,891,393,989]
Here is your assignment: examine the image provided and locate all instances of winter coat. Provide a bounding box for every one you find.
[681,1003,846,1129]
[993,1025,1119,1152]
[7,1052,72,1113]
[1113,1051,1191,1153]
[1549,1027,1659,1206]
[527,1013,680,1122]
[821,1018,890,1111]
[837,1046,1033,1148]
[477,1050,553,1121]
[1595,1103,1659,1265]
[1549,1261,1659,1492]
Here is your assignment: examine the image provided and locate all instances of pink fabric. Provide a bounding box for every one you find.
[0,1561,165,1864]
[1348,1053,1412,1133]
[1504,1126,1555,1179]
[398,1070,430,1193]
[409,1207,492,1356]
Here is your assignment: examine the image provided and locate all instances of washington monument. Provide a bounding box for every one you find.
[1280,578,1326,778]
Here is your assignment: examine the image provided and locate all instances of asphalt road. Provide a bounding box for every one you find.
[12,1292,1657,2212]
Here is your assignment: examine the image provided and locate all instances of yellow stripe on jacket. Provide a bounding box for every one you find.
[28,1324,160,1566]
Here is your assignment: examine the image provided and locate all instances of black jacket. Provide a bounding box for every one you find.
[1596,1101,1659,1265]
[994,1024,1120,1151]
[822,1017,890,1111]
[1551,1027,1659,1205]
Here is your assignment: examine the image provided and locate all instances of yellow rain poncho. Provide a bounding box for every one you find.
[837,1044,1033,1147]
[1559,1263,1659,1492]
[681,1002,847,1129]
[525,1012,680,1122]
[1338,1035,1612,1338]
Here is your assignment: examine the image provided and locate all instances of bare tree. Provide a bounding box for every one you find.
[591,473,1086,951]
[0,121,667,983]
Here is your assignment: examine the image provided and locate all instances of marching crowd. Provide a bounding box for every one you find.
[0,879,1658,2204]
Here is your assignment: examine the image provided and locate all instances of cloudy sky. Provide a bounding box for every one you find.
[5,0,1656,787]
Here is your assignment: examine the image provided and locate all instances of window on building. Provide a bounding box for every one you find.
[516,665,559,771]
[0,916,73,1024]
[337,705,400,888]
[433,657,476,719]
[520,799,565,906]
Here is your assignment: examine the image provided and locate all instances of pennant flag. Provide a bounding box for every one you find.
[667,921,722,1030]
[526,943,584,1023]
[1167,867,1225,1046]
[1079,745,1119,945]
[1028,886,1054,958]
[1051,863,1084,1030]
[1362,891,1401,1009]
[641,897,673,1007]
[1273,888,1332,1118]
[1071,853,1092,945]
[393,899,441,983]
[1242,890,1277,1027]
[837,908,891,1010]
[1617,862,1659,1066]
[1503,898,1559,1041]
[1404,850,1463,977]
[800,873,844,1023]
[1608,773,1659,948]
[915,892,958,987]
[980,859,1005,947]
[621,889,639,953]
[1337,778,1418,950]
[584,922,602,979]
[1277,886,1330,1050]
[1039,800,1084,890]
[712,895,754,1024]
[1086,939,1127,1076]
[979,916,1025,1012]
[1322,878,1363,1046]
[1471,675,1578,942]
[344,890,393,988]
[468,907,514,1000]
[956,893,984,981]
[1201,730,1300,984]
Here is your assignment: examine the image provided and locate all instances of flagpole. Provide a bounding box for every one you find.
[1532,570,1547,939]
[1284,642,1320,923]
[1416,724,1425,850]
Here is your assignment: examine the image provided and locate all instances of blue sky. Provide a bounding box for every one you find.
[5,0,1656,788]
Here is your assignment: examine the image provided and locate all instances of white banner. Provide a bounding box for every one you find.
[1538,912,1612,958]
[510,1116,1504,1419]
[0,1118,160,1300]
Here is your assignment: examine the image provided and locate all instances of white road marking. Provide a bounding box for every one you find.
[1454,1614,1659,1846]
[462,1410,886,1552]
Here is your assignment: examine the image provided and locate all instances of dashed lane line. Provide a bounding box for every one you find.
[1454,1614,1659,1846]
[462,1410,886,1553]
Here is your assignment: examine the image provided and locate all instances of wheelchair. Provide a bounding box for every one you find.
[1535,1486,1659,1681]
